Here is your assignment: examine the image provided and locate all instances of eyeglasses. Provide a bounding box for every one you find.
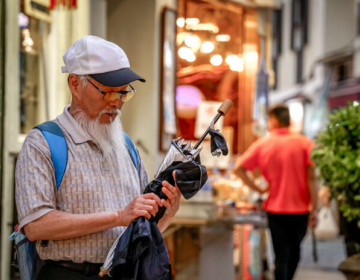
[86,78,136,103]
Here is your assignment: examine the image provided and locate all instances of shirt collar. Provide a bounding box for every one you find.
[56,105,93,144]
[272,127,290,135]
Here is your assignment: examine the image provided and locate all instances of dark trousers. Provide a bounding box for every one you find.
[37,261,112,280]
[267,212,309,280]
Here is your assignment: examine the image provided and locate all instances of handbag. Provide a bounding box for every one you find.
[314,206,339,240]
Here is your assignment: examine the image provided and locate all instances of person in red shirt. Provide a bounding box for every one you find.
[234,104,318,280]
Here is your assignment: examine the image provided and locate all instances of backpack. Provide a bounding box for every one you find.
[9,121,139,280]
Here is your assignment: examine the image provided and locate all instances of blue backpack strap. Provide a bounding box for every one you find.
[123,132,139,172]
[34,121,68,190]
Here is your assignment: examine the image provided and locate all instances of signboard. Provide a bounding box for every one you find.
[194,101,224,139]
[25,0,52,23]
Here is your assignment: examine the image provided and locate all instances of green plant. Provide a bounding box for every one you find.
[311,101,360,227]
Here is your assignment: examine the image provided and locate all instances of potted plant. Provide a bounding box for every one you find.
[311,101,360,257]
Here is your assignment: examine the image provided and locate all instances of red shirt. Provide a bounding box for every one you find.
[239,128,313,214]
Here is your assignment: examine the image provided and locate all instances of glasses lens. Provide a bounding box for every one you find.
[120,91,136,102]
[103,90,135,103]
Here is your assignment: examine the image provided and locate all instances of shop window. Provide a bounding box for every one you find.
[335,60,353,83]
[331,57,353,86]
[327,56,356,110]
[19,3,41,133]
[176,0,259,157]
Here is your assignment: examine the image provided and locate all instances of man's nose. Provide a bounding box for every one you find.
[106,97,123,108]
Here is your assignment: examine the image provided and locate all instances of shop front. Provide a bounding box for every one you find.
[2,0,276,279]
[160,0,275,279]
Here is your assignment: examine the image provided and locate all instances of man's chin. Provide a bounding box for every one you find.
[99,113,119,124]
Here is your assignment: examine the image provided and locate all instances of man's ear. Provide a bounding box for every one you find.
[68,74,81,96]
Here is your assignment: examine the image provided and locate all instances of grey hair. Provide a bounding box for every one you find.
[78,75,89,88]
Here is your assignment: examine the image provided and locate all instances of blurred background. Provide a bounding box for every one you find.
[1,0,360,279]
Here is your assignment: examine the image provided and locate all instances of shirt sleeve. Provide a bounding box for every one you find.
[238,140,262,171]
[15,129,57,229]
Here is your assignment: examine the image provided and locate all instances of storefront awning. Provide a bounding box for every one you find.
[328,79,360,109]
[49,0,77,10]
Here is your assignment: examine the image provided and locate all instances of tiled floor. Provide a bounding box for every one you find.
[294,233,346,280]
[174,228,349,280]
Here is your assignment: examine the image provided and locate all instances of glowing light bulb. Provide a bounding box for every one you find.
[215,34,231,42]
[176,32,188,45]
[226,55,244,72]
[178,47,192,59]
[177,18,185,28]
[185,18,200,25]
[178,47,196,62]
[210,54,223,66]
[186,53,196,62]
[243,51,258,62]
[225,55,238,65]
[184,34,201,51]
[200,41,215,53]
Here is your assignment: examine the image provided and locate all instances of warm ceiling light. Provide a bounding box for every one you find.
[186,53,196,62]
[229,61,244,72]
[178,46,192,59]
[184,34,201,51]
[201,41,215,53]
[186,18,200,25]
[243,51,258,62]
[215,34,231,42]
[225,55,244,72]
[178,46,196,62]
[176,32,188,45]
[177,17,200,28]
[210,54,223,66]
[177,18,185,28]
[225,55,238,65]
[187,23,219,33]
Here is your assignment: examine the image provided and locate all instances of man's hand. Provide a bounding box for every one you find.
[160,171,181,218]
[157,171,181,232]
[308,211,318,228]
[118,193,161,226]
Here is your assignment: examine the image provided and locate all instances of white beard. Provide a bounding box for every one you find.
[73,109,129,172]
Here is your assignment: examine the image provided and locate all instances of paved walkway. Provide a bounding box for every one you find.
[294,232,347,280]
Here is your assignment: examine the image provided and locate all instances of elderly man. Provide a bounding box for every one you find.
[15,36,181,279]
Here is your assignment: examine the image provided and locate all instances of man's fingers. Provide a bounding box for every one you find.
[161,199,170,209]
[138,210,151,220]
[161,185,175,203]
[142,193,161,204]
[129,194,163,219]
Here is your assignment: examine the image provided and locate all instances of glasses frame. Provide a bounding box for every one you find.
[86,78,136,102]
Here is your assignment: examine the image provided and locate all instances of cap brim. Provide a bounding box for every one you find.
[89,68,145,87]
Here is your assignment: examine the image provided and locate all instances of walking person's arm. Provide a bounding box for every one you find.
[307,165,318,228]
[233,165,268,194]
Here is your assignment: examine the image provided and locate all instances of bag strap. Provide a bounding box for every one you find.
[35,121,139,190]
[35,121,68,191]
[123,132,139,172]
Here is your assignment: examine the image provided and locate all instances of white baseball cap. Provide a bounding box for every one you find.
[61,35,145,86]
